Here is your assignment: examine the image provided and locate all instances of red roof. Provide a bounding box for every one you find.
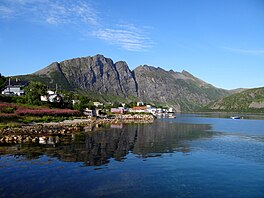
[132,106,147,110]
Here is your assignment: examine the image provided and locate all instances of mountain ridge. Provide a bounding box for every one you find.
[21,54,232,111]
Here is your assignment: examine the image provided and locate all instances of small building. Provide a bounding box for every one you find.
[146,105,157,115]
[48,94,63,103]
[1,78,29,96]
[130,106,148,113]
[168,107,174,112]
[137,101,144,106]
[111,107,125,114]
[40,90,64,103]
[72,99,80,105]
[84,108,96,117]
[93,101,104,107]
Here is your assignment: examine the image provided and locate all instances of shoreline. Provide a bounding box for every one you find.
[0,114,155,144]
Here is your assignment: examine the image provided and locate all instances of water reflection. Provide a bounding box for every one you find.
[133,121,212,156]
[0,121,214,166]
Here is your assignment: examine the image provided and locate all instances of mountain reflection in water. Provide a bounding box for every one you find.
[0,120,213,166]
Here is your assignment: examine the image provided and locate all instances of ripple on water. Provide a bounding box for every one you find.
[191,134,264,164]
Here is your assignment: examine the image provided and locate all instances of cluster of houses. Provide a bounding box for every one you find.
[1,78,64,103]
[109,103,175,118]
[1,78,176,118]
[84,101,175,118]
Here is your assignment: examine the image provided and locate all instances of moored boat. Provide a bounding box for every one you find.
[230,116,241,119]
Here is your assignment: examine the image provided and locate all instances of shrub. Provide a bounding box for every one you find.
[15,108,81,117]
[0,113,18,122]
[1,107,15,113]
[0,103,17,113]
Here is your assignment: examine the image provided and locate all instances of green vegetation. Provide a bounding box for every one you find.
[0,102,80,127]
[49,71,73,90]
[24,81,47,105]
[0,74,6,91]
[13,73,73,91]
[18,116,73,124]
[203,87,264,113]
[4,64,262,114]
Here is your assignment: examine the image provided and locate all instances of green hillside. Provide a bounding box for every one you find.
[204,87,264,113]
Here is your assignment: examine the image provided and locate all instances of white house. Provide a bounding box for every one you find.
[1,78,29,96]
[40,90,63,103]
[146,105,157,115]
[84,108,95,117]
[137,101,144,106]
[93,101,104,107]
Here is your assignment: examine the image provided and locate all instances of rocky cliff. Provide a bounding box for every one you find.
[133,65,229,111]
[32,54,230,111]
[34,55,138,98]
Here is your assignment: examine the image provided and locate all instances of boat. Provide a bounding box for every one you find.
[230,116,241,119]
[167,112,176,118]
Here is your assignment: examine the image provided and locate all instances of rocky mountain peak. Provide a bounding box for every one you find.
[32,54,230,111]
[34,62,61,76]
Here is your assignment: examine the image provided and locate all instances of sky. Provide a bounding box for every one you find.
[0,0,264,90]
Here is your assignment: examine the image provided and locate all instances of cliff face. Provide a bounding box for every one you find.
[33,54,230,111]
[35,54,138,98]
[133,65,229,111]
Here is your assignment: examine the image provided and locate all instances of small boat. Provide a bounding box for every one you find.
[168,114,176,118]
[167,112,176,118]
[230,116,241,119]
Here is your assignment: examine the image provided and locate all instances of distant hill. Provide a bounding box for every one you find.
[13,54,232,112]
[204,87,264,113]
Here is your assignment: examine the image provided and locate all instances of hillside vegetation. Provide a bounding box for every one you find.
[204,87,264,113]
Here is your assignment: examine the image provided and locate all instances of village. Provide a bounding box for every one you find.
[83,101,176,118]
[1,78,176,119]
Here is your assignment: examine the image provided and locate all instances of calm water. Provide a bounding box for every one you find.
[1,114,264,197]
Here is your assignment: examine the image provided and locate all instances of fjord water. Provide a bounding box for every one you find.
[1,114,264,197]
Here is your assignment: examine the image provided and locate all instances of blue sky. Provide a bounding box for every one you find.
[0,0,263,89]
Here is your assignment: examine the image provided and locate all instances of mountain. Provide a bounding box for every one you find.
[17,54,231,111]
[204,87,264,112]
[34,55,138,98]
[134,65,229,111]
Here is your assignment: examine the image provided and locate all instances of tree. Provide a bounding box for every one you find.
[73,96,96,111]
[0,74,6,92]
[112,102,120,108]
[24,81,47,105]
[126,101,137,108]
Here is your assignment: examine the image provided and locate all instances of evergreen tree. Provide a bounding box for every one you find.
[0,74,6,91]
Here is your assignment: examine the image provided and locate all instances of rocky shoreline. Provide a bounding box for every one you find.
[0,114,155,144]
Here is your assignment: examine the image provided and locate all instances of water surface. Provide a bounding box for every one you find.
[1,114,264,197]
